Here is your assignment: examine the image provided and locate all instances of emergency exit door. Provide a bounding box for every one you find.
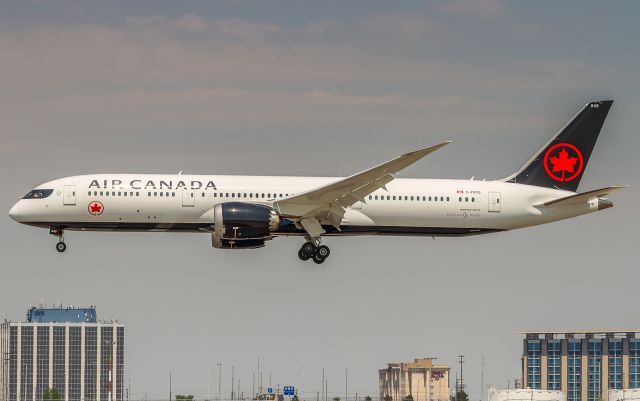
[63,185,76,205]
[182,189,195,207]
[488,192,501,213]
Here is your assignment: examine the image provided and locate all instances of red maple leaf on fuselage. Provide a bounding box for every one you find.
[90,203,102,213]
[549,147,578,181]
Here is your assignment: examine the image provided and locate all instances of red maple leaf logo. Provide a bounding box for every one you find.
[88,202,103,215]
[550,148,577,177]
[543,143,584,182]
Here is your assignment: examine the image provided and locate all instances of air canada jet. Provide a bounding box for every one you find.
[9,100,624,263]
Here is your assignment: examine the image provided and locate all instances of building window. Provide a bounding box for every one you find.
[568,339,582,401]
[527,340,541,389]
[548,340,561,390]
[631,339,640,388]
[609,339,622,390]
[588,339,602,401]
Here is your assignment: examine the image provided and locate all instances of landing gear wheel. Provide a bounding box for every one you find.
[301,242,316,256]
[298,248,311,261]
[312,253,326,264]
[316,245,330,259]
[50,227,67,253]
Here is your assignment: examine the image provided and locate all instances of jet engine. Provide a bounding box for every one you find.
[212,202,281,249]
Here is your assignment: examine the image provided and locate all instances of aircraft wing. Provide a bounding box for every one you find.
[273,142,451,237]
[535,186,626,208]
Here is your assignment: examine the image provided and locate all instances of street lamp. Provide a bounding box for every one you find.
[218,363,223,401]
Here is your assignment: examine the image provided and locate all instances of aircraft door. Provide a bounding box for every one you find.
[63,185,76,205]
[182,189,195,207]
[488,192,501,213]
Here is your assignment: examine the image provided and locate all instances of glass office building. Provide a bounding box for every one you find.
[521,331,640,401]
[0,307,124,401]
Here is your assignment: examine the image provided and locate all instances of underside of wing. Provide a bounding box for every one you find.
[274,142,451,237]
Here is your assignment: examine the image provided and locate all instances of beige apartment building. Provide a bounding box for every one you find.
[379,358,450,401]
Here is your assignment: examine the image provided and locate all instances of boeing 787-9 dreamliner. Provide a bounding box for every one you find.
[9,100,624,263]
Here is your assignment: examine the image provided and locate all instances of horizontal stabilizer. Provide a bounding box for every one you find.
[535,186,626,208]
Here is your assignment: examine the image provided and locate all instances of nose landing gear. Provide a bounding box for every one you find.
[298,239,330,264]
[50,227,67,253]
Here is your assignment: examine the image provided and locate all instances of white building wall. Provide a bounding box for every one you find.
[488,388,565,401]
[609,389,640,401]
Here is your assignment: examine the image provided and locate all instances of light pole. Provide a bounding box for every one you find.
[218,363,223,401]
[345,368,348,401]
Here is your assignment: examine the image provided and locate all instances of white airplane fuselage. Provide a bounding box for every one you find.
[9,174,606,236]
[8,101,621,260]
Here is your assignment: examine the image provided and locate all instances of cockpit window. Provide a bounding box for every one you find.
[23,189,54,199]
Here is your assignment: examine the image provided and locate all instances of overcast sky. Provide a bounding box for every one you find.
[1,1,639,400]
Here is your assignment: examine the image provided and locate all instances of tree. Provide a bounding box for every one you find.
[365,397,373,401]
[43,388,62,401]
[176,395,194,401]
[384,395,393,401]
[293,395,300,401]
[404,396,414,401]
[333,397,341,401]
[455,389,469,401]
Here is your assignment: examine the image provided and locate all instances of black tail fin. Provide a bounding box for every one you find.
[505,100,613,192]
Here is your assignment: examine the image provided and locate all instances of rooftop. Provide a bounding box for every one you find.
[518,330,639,340]
[26,306,97,323]
[381,358,449,371]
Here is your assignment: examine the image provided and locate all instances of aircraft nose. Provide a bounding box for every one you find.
[9,202,21,222]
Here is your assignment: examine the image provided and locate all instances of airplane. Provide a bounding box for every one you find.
[9,100,624,263]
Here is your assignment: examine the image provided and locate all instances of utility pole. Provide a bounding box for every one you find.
[345,368,348,401]
[257,357,261,395]
[457,355,465,401]
[232,365,235,401]
[218,363,223,401]
[322,369,325,401]
[481,356,485,401]
[325,379,328,401]
[169,371,172,401]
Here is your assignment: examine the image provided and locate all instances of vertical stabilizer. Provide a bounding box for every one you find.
[504,100,613,192]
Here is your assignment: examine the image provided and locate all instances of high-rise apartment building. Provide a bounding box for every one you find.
[0,306,124,401]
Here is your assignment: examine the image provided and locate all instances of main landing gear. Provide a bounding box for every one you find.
[50,227,67,253]
[298,239,330,264]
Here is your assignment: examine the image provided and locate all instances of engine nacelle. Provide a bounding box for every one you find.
[212,202,280,249]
